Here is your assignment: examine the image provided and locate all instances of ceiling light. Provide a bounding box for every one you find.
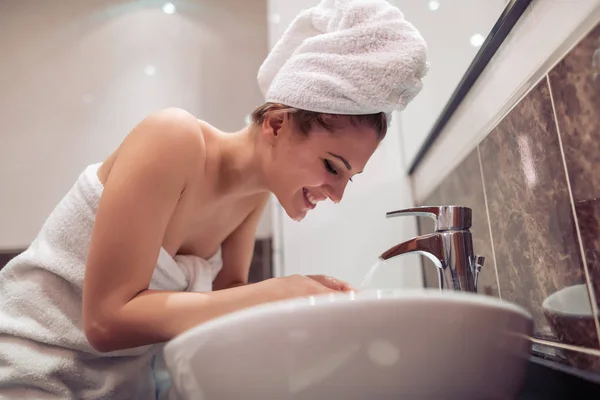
[144,65,156,76]
[428,0,440,11]
[162,3,176,14]
[470,33,485,47]
[269,13,281,24]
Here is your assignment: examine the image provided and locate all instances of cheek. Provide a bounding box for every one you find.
[280,156,326,188]
[292,162,326,186]
[275,140,328,187]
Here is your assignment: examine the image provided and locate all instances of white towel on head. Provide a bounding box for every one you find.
[257,0,429,116]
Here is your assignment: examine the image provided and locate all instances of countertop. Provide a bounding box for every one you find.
[517,356,600,399]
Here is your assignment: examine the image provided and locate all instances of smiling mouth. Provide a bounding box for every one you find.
[302,188,318,210]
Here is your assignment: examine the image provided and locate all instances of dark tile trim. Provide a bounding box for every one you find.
[247,238,273,283]
[0,250,22,270]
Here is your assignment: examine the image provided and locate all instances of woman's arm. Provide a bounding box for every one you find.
[212,194,270,291]
[82,109,275,352]
[82,109,348,353]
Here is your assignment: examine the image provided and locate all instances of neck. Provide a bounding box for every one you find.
[215,125,269,197]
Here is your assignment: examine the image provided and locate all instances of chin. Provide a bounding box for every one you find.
[277,195,308,222]
[282,203,307,222]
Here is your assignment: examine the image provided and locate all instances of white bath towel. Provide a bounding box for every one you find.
[257,0,429,116]
[0,163,222,400]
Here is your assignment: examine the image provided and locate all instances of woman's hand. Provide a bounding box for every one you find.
[306,274,355,292]
[259,274,355,302]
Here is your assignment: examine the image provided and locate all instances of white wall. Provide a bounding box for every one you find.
[0,0,269,249]
[267,0,423,288]
[412,0,600,203]
[391,0,507,169]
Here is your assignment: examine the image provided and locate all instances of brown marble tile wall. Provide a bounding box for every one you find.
[418,150,499,297]
[418,23,600,374]
[479,79,590,344]
[549,23,600,317]
[549,24,600,203]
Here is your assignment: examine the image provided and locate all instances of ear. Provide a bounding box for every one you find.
[261,112,286,145]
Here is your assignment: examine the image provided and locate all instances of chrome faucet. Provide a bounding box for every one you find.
[379,206,484,293]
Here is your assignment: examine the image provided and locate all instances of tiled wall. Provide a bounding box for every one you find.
[412,0,600,203]
[419,23,600,373]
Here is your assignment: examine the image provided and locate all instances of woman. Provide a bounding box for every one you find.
[0,0,428,398]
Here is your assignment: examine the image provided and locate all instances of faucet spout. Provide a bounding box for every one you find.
[379,233,449,290]
[379,211,485,292]
[380,233,444,266]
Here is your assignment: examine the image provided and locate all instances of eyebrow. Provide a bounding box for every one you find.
[327,152,352,170]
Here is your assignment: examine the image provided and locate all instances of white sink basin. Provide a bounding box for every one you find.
[163,289,533,399]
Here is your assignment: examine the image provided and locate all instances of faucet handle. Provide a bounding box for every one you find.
[386,206,472,231]
[472,255,485,293]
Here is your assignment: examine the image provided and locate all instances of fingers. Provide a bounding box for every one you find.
[306,275,356,293]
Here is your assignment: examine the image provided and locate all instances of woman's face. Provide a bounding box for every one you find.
[262,113,381,221]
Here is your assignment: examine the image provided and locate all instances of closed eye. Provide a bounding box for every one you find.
[324,159,353,182]
[323,159,338,175]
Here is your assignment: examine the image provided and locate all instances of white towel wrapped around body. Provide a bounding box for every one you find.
[258,0,429,116]
[0,163,223,399]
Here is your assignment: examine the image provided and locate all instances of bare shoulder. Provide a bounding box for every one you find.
[131,107,206,153]
[100,108,207,185]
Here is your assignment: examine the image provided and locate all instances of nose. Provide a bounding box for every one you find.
[324,180,348,204]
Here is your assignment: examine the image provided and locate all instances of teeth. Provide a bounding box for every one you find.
[305,189,318,205]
